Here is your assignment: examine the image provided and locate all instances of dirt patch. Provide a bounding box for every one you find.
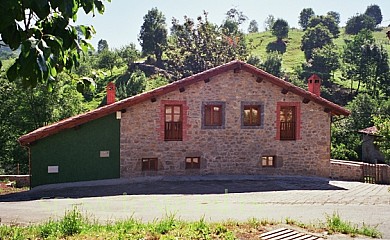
[0,182,28,195]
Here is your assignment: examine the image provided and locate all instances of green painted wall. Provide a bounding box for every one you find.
[30,114,120,187]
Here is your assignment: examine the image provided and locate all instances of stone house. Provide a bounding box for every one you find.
[19,60,350,187]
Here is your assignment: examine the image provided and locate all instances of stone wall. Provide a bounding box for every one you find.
[0,175,30,187]
[120,70,332,178]
[330,159,363,181]
[330,159,390,183]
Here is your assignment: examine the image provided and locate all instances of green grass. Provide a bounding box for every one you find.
[0,208,382,239]
[326,212,382,238]
[246,27,390,81]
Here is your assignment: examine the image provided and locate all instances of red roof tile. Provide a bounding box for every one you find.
[18,60,350,145]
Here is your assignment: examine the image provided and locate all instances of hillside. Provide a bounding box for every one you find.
[246,28,390,85]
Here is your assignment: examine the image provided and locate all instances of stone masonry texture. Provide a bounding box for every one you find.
[120,70,331,178]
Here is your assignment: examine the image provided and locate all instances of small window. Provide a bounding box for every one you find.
[261,156,275,167]
[142,158,158,171]
[185,157,200,169]
[243,105,261,126]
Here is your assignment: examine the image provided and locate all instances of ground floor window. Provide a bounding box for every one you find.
[142,158,158,171]
[185,157,200,169]
[261,156,275,167]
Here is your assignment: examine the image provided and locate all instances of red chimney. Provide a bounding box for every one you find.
[308,74,321,96]
[106,82,116,105]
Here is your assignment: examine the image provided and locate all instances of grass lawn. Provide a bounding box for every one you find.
[0,208,382,239]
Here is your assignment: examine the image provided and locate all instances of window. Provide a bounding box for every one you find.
[243,105,261,126]
[185,157,200,169]
[142,158,158,171]
[261,156,275,167]
[165,105,182,141]
[205,105,222,126]
[202,102,225,129]
[279,106,296,140]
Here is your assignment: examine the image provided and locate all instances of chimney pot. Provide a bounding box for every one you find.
[106,82,116,105]
[308,74,321,96]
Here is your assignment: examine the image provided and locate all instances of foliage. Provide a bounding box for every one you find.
[97,39,109,53]
[0,73,85,174]
[373,116,390,163]
[326,212,382,238]
[166,11,248,79]
[298,8,315,30]
[263,15,275,31]
[0,0,110,91]
[97,50,121,75]
[342,30,389,97]
[302,44,339,83]
[364,4,382,25]
[145,74,169,92]
[307,15,340,38]
[327,11,340,25]
[271,19,289,41]
[345,14,376,35]
[262,52,283,77]
[248,20,259,33]
[225,8,248,25]
[0,208,382,239]
[116,70,146,100]
[117,43,141,65]
[138,8,168,62]
[301,24,333,60]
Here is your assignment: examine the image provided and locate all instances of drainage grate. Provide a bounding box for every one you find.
[260,228,324,240]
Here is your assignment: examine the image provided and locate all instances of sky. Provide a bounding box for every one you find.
[75,0,390,50]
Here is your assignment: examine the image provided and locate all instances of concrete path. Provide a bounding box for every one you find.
[0,176,389,239]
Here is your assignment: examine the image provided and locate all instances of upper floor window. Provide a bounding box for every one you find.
[243,105,261,126]
[279,106,296,140]
[202,102,225,129]
[165,105,182,141]
[276,102,301,141]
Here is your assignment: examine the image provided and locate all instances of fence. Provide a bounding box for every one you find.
[330,159,390,184]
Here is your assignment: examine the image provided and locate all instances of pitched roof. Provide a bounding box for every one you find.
[358,126,378,135]
[19,60,350,145]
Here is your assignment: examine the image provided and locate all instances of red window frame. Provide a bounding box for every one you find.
[276,102,301,141]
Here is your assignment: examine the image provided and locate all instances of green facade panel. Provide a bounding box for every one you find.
[30,114,120,187]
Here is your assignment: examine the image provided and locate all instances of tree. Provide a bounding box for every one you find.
[373,116,390,163]
[303,44,339,83]
[345,14,376,35]
[327,11,340,25]
[248,20,259,33]
[342,30,389,97]
[298,8,315,30]
[264,15,275,31]
[225,8,248,25]
[365,4,382,25]
[271,19,289,41]
[166,12,248,79]
[262,52,283,77]
[307,15,340,38]
[116,70,146,100]
[0,0,109,91]
[138,8,168,63]
[97,50,120,75]
[97,39,109,53]
[117,43,140,65]
[301,24,333,60]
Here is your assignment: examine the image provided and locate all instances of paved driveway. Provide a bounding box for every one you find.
[1,176,389,238]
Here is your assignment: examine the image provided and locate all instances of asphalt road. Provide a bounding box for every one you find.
[0,176,389,239]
